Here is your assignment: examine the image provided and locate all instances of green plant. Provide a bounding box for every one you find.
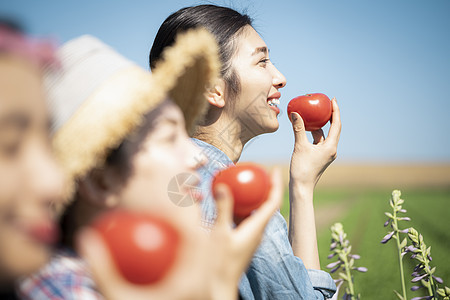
[404,228,450,300]
[381,190,410,299]
[328,222,367,299]
[382,190,450,300]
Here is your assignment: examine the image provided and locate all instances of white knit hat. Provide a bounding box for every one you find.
[45,28,220,206]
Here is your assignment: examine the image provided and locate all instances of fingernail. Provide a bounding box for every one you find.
[291,112,298,121]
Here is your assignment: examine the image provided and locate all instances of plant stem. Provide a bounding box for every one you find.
[424,262,436,298]
[393,216,407,299]
[342,249,355,298]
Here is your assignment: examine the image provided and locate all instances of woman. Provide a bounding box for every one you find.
[150,5,341,299]
[0,21,63,298]
[19,29,282,300]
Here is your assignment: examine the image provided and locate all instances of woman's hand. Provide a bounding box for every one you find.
[76,207,210,300]
[208,168,282,299]
[288,97,341,268]
[289,97,341,188]
[77,168,282,300]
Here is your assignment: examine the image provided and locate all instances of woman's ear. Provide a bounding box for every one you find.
[78,168,121,208]
[206,79,226,108]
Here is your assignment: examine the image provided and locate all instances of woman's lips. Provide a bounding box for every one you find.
[267,92,281,115]
[267,98,280,115]
[27,221,59,245]
[269,104,280,115]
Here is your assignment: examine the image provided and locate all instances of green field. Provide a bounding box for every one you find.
[280,187,450,299]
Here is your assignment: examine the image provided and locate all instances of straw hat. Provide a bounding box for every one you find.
[45,28,219,206]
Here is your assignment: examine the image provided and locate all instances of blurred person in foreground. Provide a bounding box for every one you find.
[19,29,283,300]
[0,20,63,299]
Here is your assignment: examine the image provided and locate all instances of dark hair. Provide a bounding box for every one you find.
[0,17,24,34]
[59,140,132,249]
[149,4,252,101]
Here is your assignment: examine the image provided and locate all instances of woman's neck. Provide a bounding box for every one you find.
[194,115,254,163]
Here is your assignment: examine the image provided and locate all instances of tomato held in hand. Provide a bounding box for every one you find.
[92,210,180,285]
[287,93,332,131]
[212,163,271,218]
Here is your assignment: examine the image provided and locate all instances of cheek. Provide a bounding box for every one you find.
[0,161,21,206]
[133,147,182,179]
[0,226,50,278]
[120,148,186,209]
[239,69,272,99]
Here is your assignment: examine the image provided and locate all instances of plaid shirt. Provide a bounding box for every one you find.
[18,248,103,300]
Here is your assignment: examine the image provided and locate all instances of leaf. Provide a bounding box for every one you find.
[414,254,425,263]
[349,258,355,268]
[430,266,436,275]
[409,234,419,244]
[400,237,408,248]
[392,222,398,231]
[438,289,446,297]
[385,212,394,218]
[409,227,419,237]
[421,279,430,288]
[332,233,339,241]
[393,289,404,300]
[339,272,349,281]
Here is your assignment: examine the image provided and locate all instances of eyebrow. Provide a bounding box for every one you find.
[251,46,269,56]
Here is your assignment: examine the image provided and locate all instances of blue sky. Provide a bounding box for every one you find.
[2,0,449,164]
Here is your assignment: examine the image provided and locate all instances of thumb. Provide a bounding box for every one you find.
[76,228,126,289]
[213,183,234,228]
[290,112,308,145]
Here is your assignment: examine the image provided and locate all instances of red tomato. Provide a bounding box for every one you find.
[212,163,271,218]
[287,93,332,131]
[92,210,180,285]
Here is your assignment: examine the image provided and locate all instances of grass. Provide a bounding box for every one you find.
[280,186,450,299]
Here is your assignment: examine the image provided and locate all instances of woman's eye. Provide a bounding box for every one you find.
[0,115,30,158]
[166,132,178,144]
[0,140,21,158]
[159,125,180,145]
[258,58,270,67]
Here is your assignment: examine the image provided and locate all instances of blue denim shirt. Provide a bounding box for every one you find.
[193,138,336,300]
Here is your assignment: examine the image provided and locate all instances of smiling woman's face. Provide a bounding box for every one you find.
[226,25,287,137]
[0,56,63,282]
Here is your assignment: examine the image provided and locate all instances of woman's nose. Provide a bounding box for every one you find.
[271,65,287,89]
